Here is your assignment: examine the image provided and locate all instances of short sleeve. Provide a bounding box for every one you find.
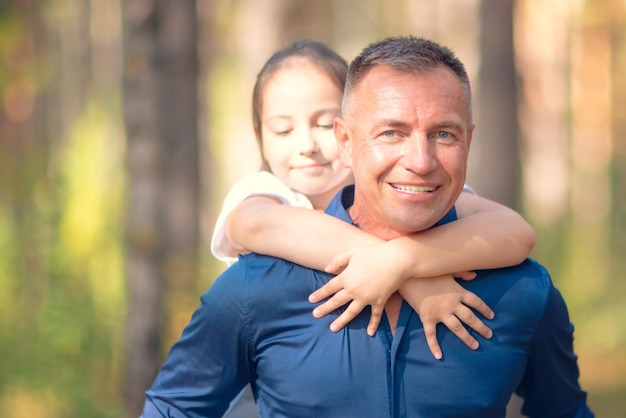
[210,171,313,265]
[462,184,476,194]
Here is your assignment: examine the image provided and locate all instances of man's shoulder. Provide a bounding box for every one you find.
[481,258,552,291]
[237,252,303,268]
[475,258,555,326]
[216,254,324,321]
[206,254,307,305]
[227,253,322,288]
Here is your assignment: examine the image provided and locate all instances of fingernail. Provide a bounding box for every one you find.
[309,294,317,303]
[312,308,320,318]
[330,324,338,332]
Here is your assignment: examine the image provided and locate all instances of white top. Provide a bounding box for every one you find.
[211,170,476,265]
[210,171,313,265]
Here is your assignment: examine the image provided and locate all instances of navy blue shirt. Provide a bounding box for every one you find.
[143,186,593,418]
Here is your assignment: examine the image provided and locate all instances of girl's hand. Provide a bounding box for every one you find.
[308,244,407,336]
[399,274,494,360]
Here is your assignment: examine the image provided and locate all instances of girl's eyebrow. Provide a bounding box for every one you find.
[264,115,293,123]
[313,107,342,115]
[265,107,341,122]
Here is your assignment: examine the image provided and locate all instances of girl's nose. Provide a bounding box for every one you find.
[298,129,320,155]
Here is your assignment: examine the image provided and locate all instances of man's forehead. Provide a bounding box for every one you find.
[351,65,442,107]
[349,65,470,123]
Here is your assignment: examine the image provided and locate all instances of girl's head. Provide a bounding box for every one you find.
[252,40,353,209]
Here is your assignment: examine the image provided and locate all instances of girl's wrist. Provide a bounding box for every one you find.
[385,238,420,282]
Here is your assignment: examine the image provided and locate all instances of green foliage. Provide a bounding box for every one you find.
[0,0,624,417]
[0,96,126,416]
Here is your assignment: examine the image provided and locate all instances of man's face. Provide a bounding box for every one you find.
[335,64,474,239]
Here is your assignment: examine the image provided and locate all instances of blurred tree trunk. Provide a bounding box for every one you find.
[121,1,200,416]
[612,0,626,296]
[469,0,520,209]
[475,0,525,416]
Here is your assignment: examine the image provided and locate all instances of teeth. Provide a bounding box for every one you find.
[391,184,435,193]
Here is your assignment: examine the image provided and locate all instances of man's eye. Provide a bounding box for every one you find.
[275,129,292,136]
[437,131,450,138]
[382,130,396,138]
[316,124,333,129]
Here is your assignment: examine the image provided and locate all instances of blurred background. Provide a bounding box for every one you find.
[1,0,624,417]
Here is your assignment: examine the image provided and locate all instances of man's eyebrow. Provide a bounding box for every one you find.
[371,119,412,130]
[431,120,465,130]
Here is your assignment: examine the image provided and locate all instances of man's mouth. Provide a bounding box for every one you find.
[390,183,437,194]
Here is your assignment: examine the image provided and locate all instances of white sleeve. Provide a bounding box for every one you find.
[210,171,313,265]
[462,184,476,194]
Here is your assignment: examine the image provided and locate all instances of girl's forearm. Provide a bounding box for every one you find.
[227,193,535,278]
[226,196,382,271]
[390,208,536,279]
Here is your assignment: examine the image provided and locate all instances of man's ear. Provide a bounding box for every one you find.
[466,123,475,150]
[334,117,353,168]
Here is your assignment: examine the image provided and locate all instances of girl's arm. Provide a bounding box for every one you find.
[224,195,380,268]
[227,192,535,277]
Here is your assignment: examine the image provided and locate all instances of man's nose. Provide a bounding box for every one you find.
[402,136,437,174]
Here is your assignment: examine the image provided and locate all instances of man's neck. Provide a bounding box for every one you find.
[385,293,404,336]
[347,206,408,241]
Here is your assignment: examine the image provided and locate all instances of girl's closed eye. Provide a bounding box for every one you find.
[314,114,337,130]
[276,129,293,136]
[266,120,294,137]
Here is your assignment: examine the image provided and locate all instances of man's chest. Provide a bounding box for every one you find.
[250,311,392,416]
[249,299,529,418]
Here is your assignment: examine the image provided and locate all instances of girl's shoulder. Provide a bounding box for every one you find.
[226,171,312,209]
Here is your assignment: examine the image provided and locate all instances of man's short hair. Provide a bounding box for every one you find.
[343,36,473,121]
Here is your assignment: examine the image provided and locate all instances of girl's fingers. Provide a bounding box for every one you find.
[462,292,495,320]
[442,316,479,350]
[324,250,352,274]
[455,307,493,339]
[455,270,477,281]
[312,289,351,318]
[423,322,443,360]
[309,276,343,303]
[329,300,367,332]
[366,306,384,336]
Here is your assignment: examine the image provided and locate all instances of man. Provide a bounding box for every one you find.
[141,36,593,417]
